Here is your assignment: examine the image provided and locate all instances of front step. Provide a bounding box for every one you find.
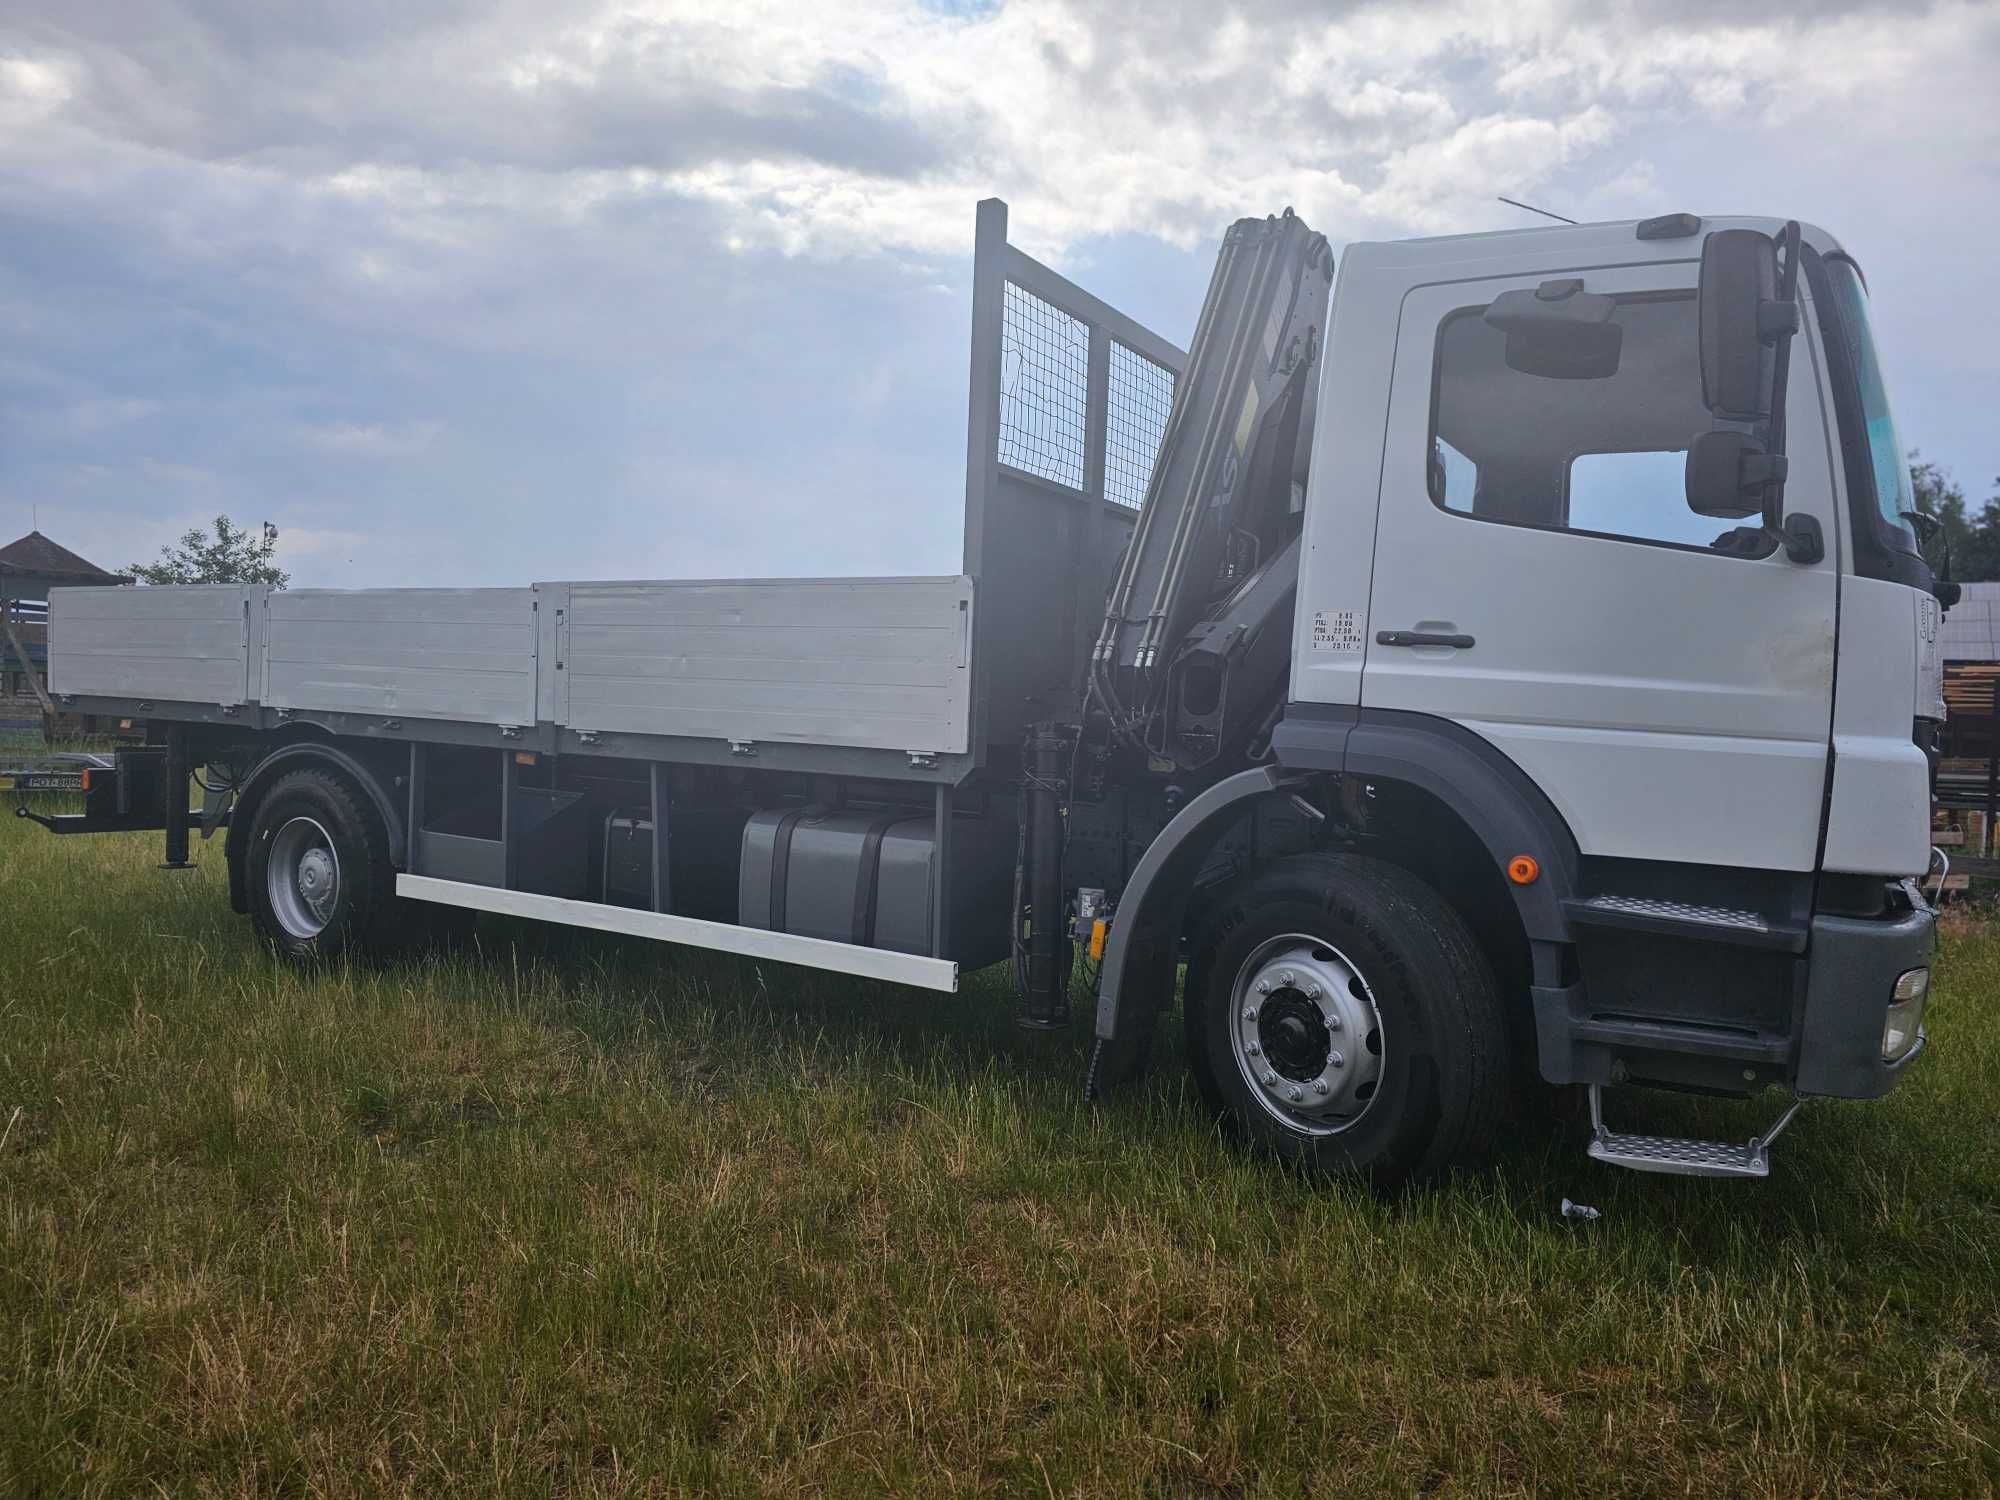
[1563,893,1807,952]
[1585,1084,1802,1179]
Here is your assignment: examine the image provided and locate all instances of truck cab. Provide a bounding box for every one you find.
[1088,211,1938,1176]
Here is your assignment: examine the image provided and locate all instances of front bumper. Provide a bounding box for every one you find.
[1793,893,1936,1100]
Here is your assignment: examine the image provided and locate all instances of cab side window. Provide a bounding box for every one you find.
[1429,291,1735,551]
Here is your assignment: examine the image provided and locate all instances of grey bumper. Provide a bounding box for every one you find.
[1793,897,1936,1100]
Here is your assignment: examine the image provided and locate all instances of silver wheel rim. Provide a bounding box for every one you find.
[267,815,341,940]
[1228,932,1386,1136]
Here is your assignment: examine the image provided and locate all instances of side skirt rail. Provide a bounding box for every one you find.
[396,874,960,993]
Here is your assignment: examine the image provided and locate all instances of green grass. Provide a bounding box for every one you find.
[0,727,119,760]
[0,808,1995,1497]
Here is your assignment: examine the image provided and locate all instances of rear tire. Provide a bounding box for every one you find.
[1184,852,1508,1187]
[245,767,395,963]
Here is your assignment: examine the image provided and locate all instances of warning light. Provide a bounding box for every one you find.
[513,752,539,766]
[1088,919,1108,961]
[1506,854,1539,885]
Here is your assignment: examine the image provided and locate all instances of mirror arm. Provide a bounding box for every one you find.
[1761,220,1804,541]
[1736,451,1820,561]
[1741,452,1789,491]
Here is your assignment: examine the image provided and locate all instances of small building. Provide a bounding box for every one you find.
[1936,581,2000,858]
[0,530,131,723]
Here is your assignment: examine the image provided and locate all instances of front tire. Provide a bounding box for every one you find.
[1185,852,1508,1187]
[245,768,395,962]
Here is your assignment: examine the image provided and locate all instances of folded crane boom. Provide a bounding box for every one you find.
[1090,209,1332,768]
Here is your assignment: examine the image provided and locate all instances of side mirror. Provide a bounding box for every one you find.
[1697,229,1795,422]
[1689,222,1814,560]
[1685,430,1774,518]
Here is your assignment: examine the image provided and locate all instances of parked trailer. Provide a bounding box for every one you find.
[30,200,1945,1186]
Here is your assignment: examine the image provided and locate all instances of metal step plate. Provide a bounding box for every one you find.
[1577,893,1770,931]
[1586,1129,1771,1178]
[1563,893,1808,952]
[1585,1086,1802,1180]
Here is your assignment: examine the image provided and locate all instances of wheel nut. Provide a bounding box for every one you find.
[1262,1071,1277,1086]
[1313,1079,1330,1096]
[1329,1051,1345,1069]
[1256,981,1271,994]
[1305,984,1320,1000]
[1325,1013,1342,1031]
[1247,1042,1261,1057]
[1242,1007,1256,1021]
[1277,971,1294,986]
[1287,1086,1303,1102]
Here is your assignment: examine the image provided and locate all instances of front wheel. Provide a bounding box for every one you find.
[1185,852,1508,1187]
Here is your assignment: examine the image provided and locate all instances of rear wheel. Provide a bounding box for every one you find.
[245,768,395,962]
[1185,852,1508,1187]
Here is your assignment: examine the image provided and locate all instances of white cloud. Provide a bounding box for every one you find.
[7,1,1992,280]
[298,420,441,458]
[0,0,1994,586]
[0,52,73,123]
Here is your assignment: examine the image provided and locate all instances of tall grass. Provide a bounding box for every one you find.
[0,807,1994,1496]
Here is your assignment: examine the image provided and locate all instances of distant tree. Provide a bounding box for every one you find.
[1966,489,2000,585]
[1908,452,2000,584]
[129,516,289,588]
[1910,452,1968,550]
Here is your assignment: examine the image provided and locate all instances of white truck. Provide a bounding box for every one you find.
[25,200,1944,1186]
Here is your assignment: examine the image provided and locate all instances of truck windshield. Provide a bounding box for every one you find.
[1824,257,1917,552]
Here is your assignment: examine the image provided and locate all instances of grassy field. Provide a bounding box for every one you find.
[1,800,1995,1497]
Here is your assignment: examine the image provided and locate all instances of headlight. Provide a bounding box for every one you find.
[1883,968,1929,1060]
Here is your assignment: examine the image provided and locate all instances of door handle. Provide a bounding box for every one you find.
[1376,630,1475,649]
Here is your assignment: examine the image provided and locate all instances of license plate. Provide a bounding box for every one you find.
[2,772,86,792]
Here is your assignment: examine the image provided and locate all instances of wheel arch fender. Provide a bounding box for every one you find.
[225,738,406,913]
[1091,765,1295,1092]
[1089,712,1585,1097]
[1344,716,1577,946]
[1274,708,1579,948]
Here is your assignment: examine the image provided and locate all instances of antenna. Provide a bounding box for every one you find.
[1497,195,1578,226]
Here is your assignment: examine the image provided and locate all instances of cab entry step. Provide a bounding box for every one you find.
[1563,894,1809,952]
[1585,1084,1803,1179]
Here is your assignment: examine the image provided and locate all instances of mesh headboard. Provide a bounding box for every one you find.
[961,198,1187,753]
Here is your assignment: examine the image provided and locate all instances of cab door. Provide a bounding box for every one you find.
[1358,261,1840,872]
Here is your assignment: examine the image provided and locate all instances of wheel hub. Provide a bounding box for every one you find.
[1258,992,1330,1081]
[297,848,336,921]
[1232,936,1385,1134]
[267,816,341,941]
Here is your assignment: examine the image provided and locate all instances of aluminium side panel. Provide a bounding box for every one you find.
[553,576,974,755]
[47,584,263,706]
[262,588,538,726]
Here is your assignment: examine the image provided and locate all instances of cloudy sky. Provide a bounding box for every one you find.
[2,0,1995,587]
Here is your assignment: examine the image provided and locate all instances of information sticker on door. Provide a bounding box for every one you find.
[1312,609,1363,653]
